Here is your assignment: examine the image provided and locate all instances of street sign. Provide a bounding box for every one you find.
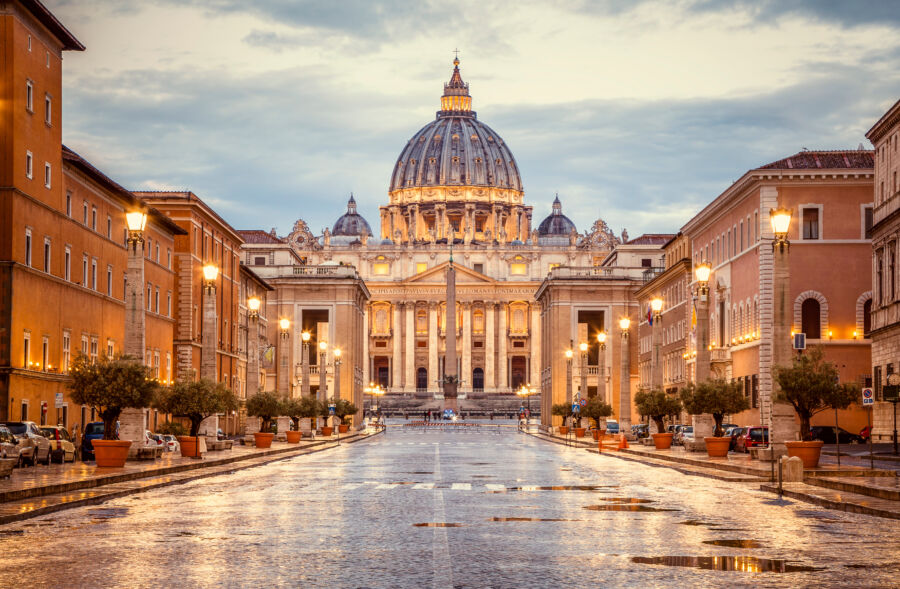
[571,404,580,413]
[884,385,900,402]
[793,333,806,350]
[328,406,336,415]
[54,392,64,408]
[862,387,874,406]
[579,398,587,407]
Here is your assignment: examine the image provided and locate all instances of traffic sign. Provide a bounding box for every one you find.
[793,333,806,350]
[54,393,64,408]
[328,406,336,415]
[579,398,587,407]
[571,404,580,413]
[862,387,874,406]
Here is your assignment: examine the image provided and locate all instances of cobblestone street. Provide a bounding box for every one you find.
[1,424,898,587]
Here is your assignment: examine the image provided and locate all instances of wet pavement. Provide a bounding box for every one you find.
[0,421,898,587]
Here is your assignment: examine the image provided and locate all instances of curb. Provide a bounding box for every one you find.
[759,483,900,520]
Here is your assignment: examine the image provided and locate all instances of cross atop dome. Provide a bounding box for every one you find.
[440,54,474,117]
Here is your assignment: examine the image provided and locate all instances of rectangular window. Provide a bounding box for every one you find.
[473,263,484,274]
[62,332,70,373]
[107,265,113,296]
[90,337,98,364]
[83,202,88,225]
[155,243,160,262]
[864,205,874,239]
[166,249,171,269]
[91,260,97,290]
[107,339,114,358]
[23,332,30,368]
[81,335,88,357]
[64,247,70,281]
[167,292,172,317]
[416,262,428,274]
[25,80,33,112]
[20,401,28,422]
[107,215,112,239]
[41,336,49,371]
[27,35,31,51]
[44,94,52,125]
[802,207,820,240]
[66,192,72,217]
[25,151,33,179]
[24,228,32,267]
[166,352,172,382]
[43,238,50,273]
[44,162,51,188]
[155,288,159,313]
[739,220,744,251]
[147,284,152,311]
[82,255,88,287]
[91,207,97,231]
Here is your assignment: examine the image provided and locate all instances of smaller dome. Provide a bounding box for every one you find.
[537,195,577,236]
[332,194,372,236]
[381,237,394,245]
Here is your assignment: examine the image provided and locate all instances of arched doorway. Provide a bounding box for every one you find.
[416,367,428,391]
[472,367,484,391]
[801,298,821,339]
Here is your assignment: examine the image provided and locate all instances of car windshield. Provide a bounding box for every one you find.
[85,423,105,435]
[749,429,768,441]
[4,423,26,435]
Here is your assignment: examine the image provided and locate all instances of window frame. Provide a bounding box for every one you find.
[799,204,823,241]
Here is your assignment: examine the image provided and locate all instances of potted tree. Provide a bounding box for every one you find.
[582,397,614,441]
[774,346,856,468]
[319,399,335,436]
[680,380,748,457]
[68,354,158,467]
[154,379,238,457]
[335,399,359,433]
[551,403,572,435]
[246,391,282,448]
[282,397,319,443]
[634,388,682,449]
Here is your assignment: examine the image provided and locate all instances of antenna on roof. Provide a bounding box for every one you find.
[801,147,809,152]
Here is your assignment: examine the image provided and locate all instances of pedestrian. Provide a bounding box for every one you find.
[73,423,82,461]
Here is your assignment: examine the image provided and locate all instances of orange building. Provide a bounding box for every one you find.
[0,1,183,428]
[682,150,874,432]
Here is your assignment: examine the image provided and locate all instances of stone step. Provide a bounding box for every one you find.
[803,476,900,501]
[760,482,900,520]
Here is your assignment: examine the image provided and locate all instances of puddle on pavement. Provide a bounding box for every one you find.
[702,539,761,548]
[413,523,464,528]
[403,471,433,475]
[584,505,678,512]
[502,485,616,492]
[632,555,822,573]
[489,517,582,522]
[598,497,654,504]
[472,475,494,478]
[0,530,25,535]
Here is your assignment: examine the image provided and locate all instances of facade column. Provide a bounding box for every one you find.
[120,233,146,457]
[362,305,369,387]
[461,302,472,392]
[405,303,415,392]
[392,303,402,390]
[428,302,438,392]
[530,305,541,387]
[619,326,632,431]
[484,302,496,391]
[497,302,508,391]
[199,274,219,438]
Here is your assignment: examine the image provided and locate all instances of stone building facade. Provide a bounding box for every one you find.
[867,98,900,441]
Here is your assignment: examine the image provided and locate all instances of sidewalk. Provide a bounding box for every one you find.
[527,429,900,520]
[0,430,380,525]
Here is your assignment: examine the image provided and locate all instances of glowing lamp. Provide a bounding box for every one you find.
[202,264,219,283]
[650,297,663,313]
[319,341,328,352]
[279,318,290,331]
[619,317,631,331]
[301,331,311,342]
[579,342,588,353]
[694,262,712,284]
[597,332,607,345]
[565,349,574,359]
[334,348,342,358]
[247,296,261,313]
[125,211,148,232]
[769,207,792,237]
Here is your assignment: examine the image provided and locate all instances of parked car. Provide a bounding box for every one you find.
[1,422,51,466]
[720,423,739,435]
[809,426,864,444]
[605,421,620,434]
[0,425,21,462]
[161,435,180,453]
[632,424,650,438]
[674,426,694,445]
[726,426,745,451]
[735,426,768,453]
[81,421,106,461]
[145,431,165,453]
[39,426,76,463]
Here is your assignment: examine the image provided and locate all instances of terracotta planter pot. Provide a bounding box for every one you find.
[786,440,824,468]
[651,433,674,450]
[92,439,132,467]
[321,426,333,437]
[558,426,569,435]
[704,436,731,458]
[177,436,200,457]
[574,428,586,438]
[338,424,349,434]
[253,432,275,448]
[285,431,302,444]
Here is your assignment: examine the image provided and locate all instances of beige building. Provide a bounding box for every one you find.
[868,98,900,441]
[241,59,628,405]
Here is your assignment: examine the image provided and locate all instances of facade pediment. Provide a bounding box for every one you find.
[404,261,495,285]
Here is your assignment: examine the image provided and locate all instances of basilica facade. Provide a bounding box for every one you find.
[241,59,631,401]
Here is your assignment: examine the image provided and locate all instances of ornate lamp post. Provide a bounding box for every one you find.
[333,347,342,401]
[578,341,588,403]
[565,346,574,405]
[278,318,290,397]
[516,383,537,418]
[769,206,794,465]
[301,331,311,396]
[198,263,219,438]
[244,296,261,433]
[121,210,148,456]
[596,331,608,403]
[319,340,329,403]
[364,381,386,427]
[650,297,664,391]
[694,262,712,383]
[618,317,632,431]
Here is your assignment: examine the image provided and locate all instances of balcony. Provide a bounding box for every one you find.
[291,265,359,278]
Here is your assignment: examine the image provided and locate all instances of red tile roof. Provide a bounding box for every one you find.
[626,233,676,245]
[758,150,874,171]
[238,230,284,244]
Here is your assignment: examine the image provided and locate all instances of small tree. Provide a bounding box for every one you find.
[335,399,359,426]
[680,379,749,437]
[581,396,614,429]
[634,388,682,434]
[153,379,238,437]
[551,403,573,426]
[68,354,158,440]
[775,346,857,441]
[157,421,188,437]
[246,391,283,433]
[282,396,319,430]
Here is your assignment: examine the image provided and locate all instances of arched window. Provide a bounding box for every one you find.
[375,309,387,334]
[416,367,428,391]
[472,367,484,391]
[512,308,525,333]
[801,298,821,339]
[864,299,872,335]
[416,309,427,334]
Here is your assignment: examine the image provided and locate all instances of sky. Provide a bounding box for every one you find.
[50,0,900,239]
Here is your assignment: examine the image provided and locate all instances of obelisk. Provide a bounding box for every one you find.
[443,250,459,412]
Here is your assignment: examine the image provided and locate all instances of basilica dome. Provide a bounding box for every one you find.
[332,195,372,236]
[388,59,522,194]
[537,196,576,236]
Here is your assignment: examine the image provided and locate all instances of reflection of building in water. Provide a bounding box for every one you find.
[241,59,660,415]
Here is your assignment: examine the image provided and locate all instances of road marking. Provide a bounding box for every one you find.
[413,482,435,489]
[341,483,362,491]
[375,483,399,490]
[485,484,506,491]
[450,483,471,490]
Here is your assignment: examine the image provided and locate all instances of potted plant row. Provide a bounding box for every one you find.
[551,403,573,435]
[775,346,857,468]
[634,388,682,449]
[282,396,320,443]
[581,397,613,441]
[246,392,282,448]
[154,378,237,457]
[680,379,749,457]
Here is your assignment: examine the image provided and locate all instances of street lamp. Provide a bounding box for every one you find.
[618,317,631,432]
[333,347,342,402]
[364,381,386,426]
[125,210,148,253]
[695,262,712,383]
[247,296,260,319]
[122,209,149,455]
[245,294,262,433]
[578,341,588,401]
[319,340,329,404]
[769,205,794,484]
[565,346,574,427]
[597,331,608,404]
[301,331,311,396]
[650,297,663,391]
[278,318,291,397]
[770,207,792,251]
[202,264,218,294]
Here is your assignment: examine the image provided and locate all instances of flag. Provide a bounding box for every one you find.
[691,301,697,331]
[647,305,653,326]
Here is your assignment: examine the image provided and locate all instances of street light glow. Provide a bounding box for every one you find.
[334,348,341,358]
[319,340,328,351]
[650,297,663,313]
[247,296,260,312]
[694,262,712,284]
[565,349,573,359]
[279,318,290,331]
[597,332,607,344]
[769,206,792,238]
[125,210,148,232]
[202,264,219,282]
[619,317,631,331]
[301,331,311,342]
[579,342,588,352]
